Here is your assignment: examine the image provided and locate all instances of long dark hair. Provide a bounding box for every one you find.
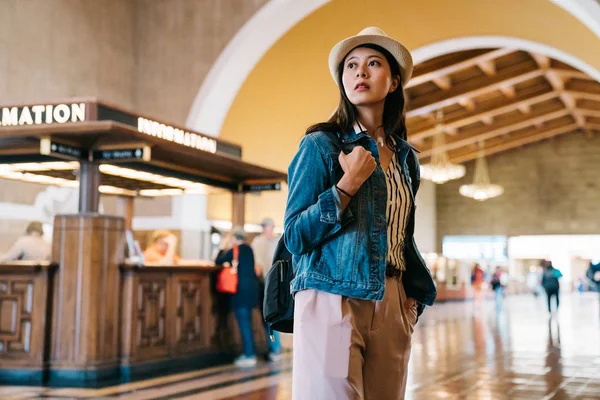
[306,44,408,150]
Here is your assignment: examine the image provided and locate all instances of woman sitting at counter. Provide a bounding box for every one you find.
[215,228,259,368]
[143,230,180,265]
[0,221,50,262]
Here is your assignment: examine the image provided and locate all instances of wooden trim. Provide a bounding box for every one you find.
[407,61,544,117]
[420,107,572,157]
[408,88,559,141]
[0,262,57,273]
[407,48,515,88]
[449,124,580,163]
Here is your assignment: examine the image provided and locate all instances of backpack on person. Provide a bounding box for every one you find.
[542,267,560,292]
[263,235,295,334]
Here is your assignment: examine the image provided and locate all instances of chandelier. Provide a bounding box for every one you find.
[459,144,504,201]
[420,111,466,184]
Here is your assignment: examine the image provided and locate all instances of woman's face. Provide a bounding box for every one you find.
[341,47,399,108]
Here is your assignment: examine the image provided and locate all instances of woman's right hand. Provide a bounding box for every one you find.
[337,146,377,195]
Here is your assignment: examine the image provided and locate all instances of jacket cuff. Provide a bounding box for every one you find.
[325,185,354,224]
[318,186,340,224]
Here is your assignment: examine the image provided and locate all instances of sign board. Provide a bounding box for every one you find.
[92,147,151,162]
[40,138,87,160]
[2,103,86,127]
[243,182,282,192]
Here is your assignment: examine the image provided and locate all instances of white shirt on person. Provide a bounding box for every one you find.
[251,234,279,279]
[0,235,51,262]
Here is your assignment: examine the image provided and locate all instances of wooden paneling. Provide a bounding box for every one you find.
[0,264,55,370]
[173,277,206,348]
[50,214,125,371]
[121,265,266,367]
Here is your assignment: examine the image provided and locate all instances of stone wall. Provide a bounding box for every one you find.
[134,0,268,125]
[436,132,600,251]
[0,0,136,107]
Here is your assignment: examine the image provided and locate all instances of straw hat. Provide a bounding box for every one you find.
[328,27,413,88]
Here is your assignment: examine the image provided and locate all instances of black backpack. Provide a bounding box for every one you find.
[263,235,295,334]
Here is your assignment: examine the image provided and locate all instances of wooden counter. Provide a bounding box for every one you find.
[0,215,266,387]
[120,262,266,381]
[0,261,57,384]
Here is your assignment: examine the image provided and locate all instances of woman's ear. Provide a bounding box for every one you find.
[389,76,401,93]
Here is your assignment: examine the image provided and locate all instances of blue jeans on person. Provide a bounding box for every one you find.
[494,286,504,310]
[234,308,255,357]
[265,322,281,354]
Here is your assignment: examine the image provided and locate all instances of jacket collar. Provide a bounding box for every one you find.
[339,120,421,154]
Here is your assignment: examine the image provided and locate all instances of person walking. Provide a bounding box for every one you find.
[490,266,505,311]
[251,217,282,361]
[541,260,562,317]
[284,27,436,399]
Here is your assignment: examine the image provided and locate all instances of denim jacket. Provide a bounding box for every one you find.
[284,125,437,309]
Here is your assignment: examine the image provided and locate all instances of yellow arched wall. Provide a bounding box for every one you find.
[208,0,600,226]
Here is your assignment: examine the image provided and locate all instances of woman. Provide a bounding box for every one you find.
[0,221,50,262]
[284,27,436,399]
[215,228,259,367]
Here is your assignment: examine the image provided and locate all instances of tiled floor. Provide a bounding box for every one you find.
[1,291,598,399]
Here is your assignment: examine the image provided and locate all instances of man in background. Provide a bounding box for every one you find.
[251,217,282,361]
[0,221,50,262]
[143,230,180,264]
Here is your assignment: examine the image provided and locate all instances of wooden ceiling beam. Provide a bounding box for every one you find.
[478,60,496,76]
[408,89,559,141]
[500,85,516,98]
[566,79,600,95]
[553,69,594,81]
[448,123,579,163]
[481,116,494,125]
[458,97,476,111]
[559,91,590,136]
[568,90,600,102]
[531,53,551,69]
[578,109,600,118]
[433,76,452,90]
[419,107,572,157]
[406,48,515,88]
[545,70,565,90]
[407,62,544,117]
[518,103,532,114]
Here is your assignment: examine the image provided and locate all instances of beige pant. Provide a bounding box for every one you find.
[292,276,416,400]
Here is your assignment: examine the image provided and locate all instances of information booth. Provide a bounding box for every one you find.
[0,99,287,386]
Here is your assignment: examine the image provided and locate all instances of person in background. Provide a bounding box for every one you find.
[250,217,282,361]
[143,230,180,264]
[541,260,562,316]
[0,221,50,262]
[471,263,486,303]
[490,266,505,311]
[216,228,259,367]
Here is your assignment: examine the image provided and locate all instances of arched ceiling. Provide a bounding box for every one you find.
[213,0,600,175]
[407,48,600,164]
[195,0,600,224]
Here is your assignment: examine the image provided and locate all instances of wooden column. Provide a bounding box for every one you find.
[116,196,134,231]
[78,162,101,213]
[231,192,245,229]
[49,214,125,386]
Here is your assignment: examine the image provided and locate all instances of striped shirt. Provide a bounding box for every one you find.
[385,152,412,271]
